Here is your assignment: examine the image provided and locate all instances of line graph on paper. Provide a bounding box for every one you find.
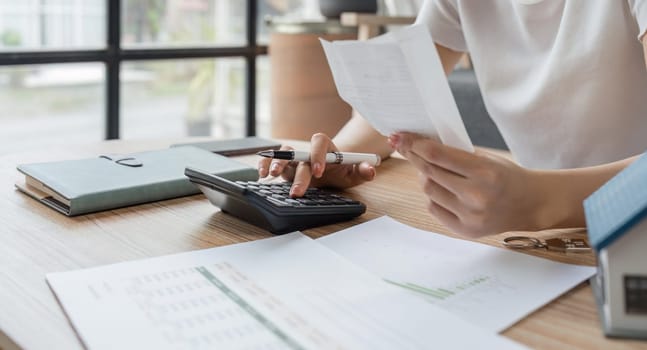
[318,216,597,332]
[385,274,517,314]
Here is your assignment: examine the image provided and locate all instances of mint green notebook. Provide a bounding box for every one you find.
[16,146,259,216]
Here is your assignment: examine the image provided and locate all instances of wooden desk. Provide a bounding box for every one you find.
[0,139,645,350]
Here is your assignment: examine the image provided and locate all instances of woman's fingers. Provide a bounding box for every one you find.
[279,162,297,182]
[258,134,377,198]
[257,156,271,178]
[263,145,293,177]
[402,146,469,196]
[355,161,377,183]
[427,200,461,230]
[258,146,277,178]
[392,132,478,177]
[306,162,377,191]
[310,133,338,178]
[419,174,462,215]
[290,162,313,197]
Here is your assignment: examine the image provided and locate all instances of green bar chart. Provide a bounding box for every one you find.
[385,276,491,301]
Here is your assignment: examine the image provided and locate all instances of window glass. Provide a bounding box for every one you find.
[0,63,104,155]
[255,56,271,137]
[122,0,246,48]
[121,58,245,139]
[0,0,105,51]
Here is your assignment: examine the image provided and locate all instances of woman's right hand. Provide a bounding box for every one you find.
[257,133,377,197]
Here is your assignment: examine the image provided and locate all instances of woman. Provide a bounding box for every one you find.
[259,0,647,237]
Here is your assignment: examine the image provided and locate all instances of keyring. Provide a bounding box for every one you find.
[502,236,545,249]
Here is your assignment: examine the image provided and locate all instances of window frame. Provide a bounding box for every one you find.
[0,0,266,139]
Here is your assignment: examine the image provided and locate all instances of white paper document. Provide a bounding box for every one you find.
[320,24,474,152]
[318,216,597,333]
[47,232,524,350]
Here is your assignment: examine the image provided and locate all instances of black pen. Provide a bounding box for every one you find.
[257,150,381,166]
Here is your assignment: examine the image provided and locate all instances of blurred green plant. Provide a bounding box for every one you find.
[186,18,218,127]
[1,29,21,47]
[124,0,166,43]
[187,60,215,123]
[1,29,29,87]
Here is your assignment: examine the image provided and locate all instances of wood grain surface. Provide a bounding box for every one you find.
[0,138,645,349]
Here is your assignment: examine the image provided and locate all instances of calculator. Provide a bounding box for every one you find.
[185,167,366,234]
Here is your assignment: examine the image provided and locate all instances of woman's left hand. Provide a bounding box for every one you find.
[389,132,548,237]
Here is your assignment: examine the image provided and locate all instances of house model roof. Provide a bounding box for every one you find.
[584,153,647,251]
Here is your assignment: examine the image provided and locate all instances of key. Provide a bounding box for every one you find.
[544,238,591,253]
[503,236,592,253]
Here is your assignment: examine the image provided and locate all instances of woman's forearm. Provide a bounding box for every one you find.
[333,112,394,159]
[532,155,638,229]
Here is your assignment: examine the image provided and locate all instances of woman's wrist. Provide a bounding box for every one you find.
[522,168,553,231]
[528,168,587,231]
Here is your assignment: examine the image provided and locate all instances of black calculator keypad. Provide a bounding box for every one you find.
[185,167,366,234]
[235,181,361,208]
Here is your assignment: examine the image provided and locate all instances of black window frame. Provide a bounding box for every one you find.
[0,0,266,139]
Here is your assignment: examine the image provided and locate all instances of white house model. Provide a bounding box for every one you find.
[584,153,647,338]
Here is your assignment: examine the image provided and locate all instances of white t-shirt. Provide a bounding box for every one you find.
[417,0,647,169]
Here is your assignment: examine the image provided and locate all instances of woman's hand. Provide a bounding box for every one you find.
[258,133,377,197]
[389,132,549,237]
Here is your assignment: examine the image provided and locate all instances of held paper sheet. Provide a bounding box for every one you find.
[47,232,524,350]
[318,216,597,332]
[320,24,474,152]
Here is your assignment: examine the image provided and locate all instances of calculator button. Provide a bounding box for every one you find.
[265,197,290,207]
